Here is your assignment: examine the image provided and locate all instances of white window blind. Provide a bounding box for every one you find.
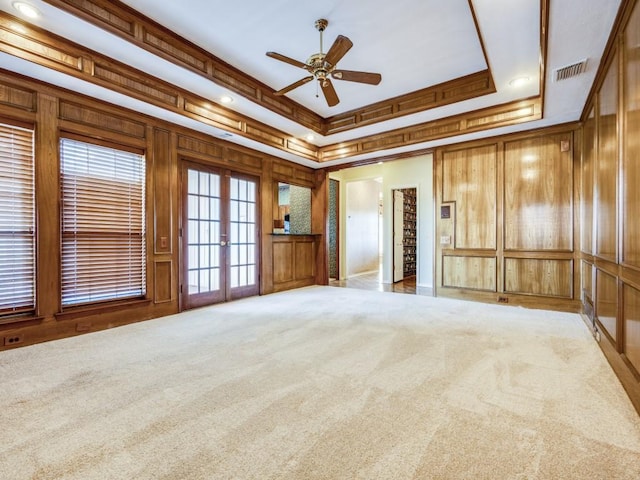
[0,122,35,315]
[60,138,146,306]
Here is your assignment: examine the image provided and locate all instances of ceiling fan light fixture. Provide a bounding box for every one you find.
[12,2,40,18]
[266,19,381,107]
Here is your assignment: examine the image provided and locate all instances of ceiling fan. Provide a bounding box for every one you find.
[266,19,382,107]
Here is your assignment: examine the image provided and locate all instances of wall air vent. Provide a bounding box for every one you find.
[554,59,588,81]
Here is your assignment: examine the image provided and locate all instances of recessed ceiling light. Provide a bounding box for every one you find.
[13,2,40,19]
[219,95,233,104]
[377,161,383,165]
[509,76,530,88]
[305,133,315,142]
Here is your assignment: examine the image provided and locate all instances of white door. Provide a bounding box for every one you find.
[393,190,404,282]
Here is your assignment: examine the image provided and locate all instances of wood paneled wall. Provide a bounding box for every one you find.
[0,69,325,350]
[580,0,640,414]
[435,127,580,311]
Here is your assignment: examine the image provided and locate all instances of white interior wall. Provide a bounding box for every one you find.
[330,153,434,289]
[345,179,381,276]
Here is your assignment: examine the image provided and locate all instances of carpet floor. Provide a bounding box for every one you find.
[1,286,639,479]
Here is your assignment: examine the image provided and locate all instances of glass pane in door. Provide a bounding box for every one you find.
[187,169,221,294]
[229,177,257,288]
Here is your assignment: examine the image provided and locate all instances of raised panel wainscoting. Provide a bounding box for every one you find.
[435,127,580,312]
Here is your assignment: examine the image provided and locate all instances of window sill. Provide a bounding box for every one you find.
[55,298,152,322]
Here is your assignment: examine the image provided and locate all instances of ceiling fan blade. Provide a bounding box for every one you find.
[274,76,314,95]
[332,70,382,85]
[266,51,307,69]
[320,78,339,107]
[324,35,353,66]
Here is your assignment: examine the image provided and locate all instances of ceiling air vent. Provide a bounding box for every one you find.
[554,59,588,81]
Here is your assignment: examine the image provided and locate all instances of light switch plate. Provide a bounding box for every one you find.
[440,235,451,245]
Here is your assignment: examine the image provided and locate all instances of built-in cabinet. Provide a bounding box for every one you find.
[580,0,640,414]
[271,234,319,292]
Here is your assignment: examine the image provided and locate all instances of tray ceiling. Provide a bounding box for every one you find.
[0,0,624,167]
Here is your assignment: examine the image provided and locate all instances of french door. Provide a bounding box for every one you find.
[181,162,259,309]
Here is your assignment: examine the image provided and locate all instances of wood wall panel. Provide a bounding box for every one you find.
[578,0,640,414]
[624,284,640,375]
[623,4,640,268]
[177,135,223,159]
[324,70,495,135]
[0,68,323,350]
[596,269,618,343]
[442,256,496,291]
[272,235,319,292]
[61,0,135,35]
[581,107,595,254]
[0,81,36,111]
[319,99,542,163]
[442,145,497,249]
[504,134,573,251]
[153,128,172,254]
[436,125,580,311]
[58,101,146,138]
[0,26,83,71]
[184,101,243,132]
[226,148,263,172]
[35,94,60,316]
[142,29,208,73]
[273,242,294,284]
[596,55,619,261]
[582,260,594,303]
[504,258,572,297]
[465,104,535,128]
[294,241,315,279]
[154,261,172,303]
[245,124,286,148]
[93,63,179,106]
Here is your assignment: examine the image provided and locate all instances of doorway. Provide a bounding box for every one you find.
[181,162,259,310]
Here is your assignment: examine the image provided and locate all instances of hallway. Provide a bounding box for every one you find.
[329,272,431,296]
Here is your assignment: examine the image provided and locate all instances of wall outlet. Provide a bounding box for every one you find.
[498,296,509,303]
[4,334,24,346]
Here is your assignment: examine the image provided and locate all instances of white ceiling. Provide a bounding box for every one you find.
[0,0,624,167]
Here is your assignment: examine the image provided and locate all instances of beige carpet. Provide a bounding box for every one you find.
[1,286,640,480]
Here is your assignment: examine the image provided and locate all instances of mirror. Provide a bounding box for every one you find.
[274,182,312,234]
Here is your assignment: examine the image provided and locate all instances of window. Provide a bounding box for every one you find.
[0,122,35,315]
[60,138,146,306]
